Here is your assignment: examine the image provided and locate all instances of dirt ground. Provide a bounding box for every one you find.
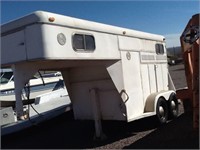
[1,64,199,149]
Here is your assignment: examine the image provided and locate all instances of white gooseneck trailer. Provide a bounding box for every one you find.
[1,11,178,138]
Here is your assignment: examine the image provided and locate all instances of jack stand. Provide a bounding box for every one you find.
[90,88,107,140]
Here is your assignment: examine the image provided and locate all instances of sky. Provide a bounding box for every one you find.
[1,0,199,48]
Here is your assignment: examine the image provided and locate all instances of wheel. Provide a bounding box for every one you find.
[168,93,179,119]
[182,26,199,44]
[156,97,168,124]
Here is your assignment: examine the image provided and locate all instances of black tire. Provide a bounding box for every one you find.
[168,93,179,119]
[156,97,168,124]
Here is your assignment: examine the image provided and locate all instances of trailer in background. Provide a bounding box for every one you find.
[176,14,199,131]
[1,11,178,138]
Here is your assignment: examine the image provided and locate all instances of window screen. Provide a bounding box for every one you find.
[73,34,84,49]
[73,34,95,51]
[155,44,164,55]
[85,35,95,50]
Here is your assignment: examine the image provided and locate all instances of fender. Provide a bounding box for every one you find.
[144,90,176,113]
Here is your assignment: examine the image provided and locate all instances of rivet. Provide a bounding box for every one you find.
[126,52,131,60]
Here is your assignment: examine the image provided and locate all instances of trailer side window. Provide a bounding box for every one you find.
[73,34,84,49]
[155,44,164,55]
[73,34,95,51]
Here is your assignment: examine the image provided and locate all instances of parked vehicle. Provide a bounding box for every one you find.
[0,69,64,106]
[0,69,71,135]
[1,11,178,138]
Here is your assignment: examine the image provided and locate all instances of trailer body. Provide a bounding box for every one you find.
[1,11,176,125]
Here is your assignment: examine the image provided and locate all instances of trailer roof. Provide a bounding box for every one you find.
[1,11,164,42]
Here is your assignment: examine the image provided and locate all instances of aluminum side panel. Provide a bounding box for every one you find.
[1,30,26,65]
[121,51,144,119]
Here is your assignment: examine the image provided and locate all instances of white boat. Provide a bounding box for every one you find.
[0,69,64,107]
[0,69,71,136]
[1,87,71,136]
